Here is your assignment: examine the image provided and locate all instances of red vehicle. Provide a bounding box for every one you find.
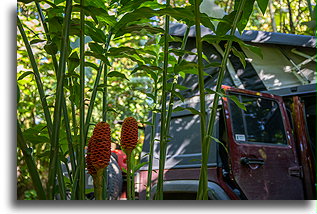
[136,85,316,200]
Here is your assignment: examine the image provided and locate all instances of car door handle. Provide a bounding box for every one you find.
[240,157,264,166]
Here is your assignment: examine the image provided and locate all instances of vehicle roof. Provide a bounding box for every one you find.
[169,23,316,48]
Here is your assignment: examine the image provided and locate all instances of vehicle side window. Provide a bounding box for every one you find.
[228,93,287,145]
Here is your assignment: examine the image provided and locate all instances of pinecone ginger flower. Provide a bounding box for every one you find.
[86,122,112,175]
[120,117,138,153]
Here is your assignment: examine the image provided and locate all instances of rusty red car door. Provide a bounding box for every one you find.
[222,86,304,199]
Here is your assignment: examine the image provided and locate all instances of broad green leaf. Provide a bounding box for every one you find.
[85,51,110,66]
[85,62,99,71]
[107,47,138,57]
[227,94,246,111]
[231,46,246,68]
[208,135,228,154]
[173,106,200,115]
[67,51,80,73]
[145,92,156,101]
[174,60,198,74]
[205,88,216,94]
[202,34,262,59]
[236,0,255,33]
[88,42,104,54]
[54,0,65,5]
[18,71,34,81]
[204,62,221,68]
[44,41,58,55]
[172,91,185,102]
[131,65,162,76]
[30,39,46,45]
[119,0,153,13]
[256,0,269,15]
[105,107,118,113]
[107,71,129,80]
[216,11,236,36]
[115,25,164,38]
[132,161,148,174]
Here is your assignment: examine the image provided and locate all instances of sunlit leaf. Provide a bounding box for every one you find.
[256,0,269,15]
[107,71,129,80]
[231,46,246,68]
[18,71,34,81]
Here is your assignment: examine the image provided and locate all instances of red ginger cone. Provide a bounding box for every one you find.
[86,122,112,175]
[120,117,139,153]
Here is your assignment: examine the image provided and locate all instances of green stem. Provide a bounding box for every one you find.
[94,168,105,200]
[145,82,158,200]
[155,0,171,200]
[46,0,73,199]
[84,32,112,138]
[197,0,247,200]
[126,151,132,200]
[78,0,86,200]
[17,120,46,200]
[102,167,108,200]
[130,152,136,200]
[102,59,109,122]
[165,26,190,134]
[36,0,76,184]
[57,159,66,200]
[70,165,80,200]
[17,17,53,137]
[193,0,207,200]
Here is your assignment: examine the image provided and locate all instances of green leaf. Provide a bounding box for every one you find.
[205,88,216,94]
[67,51,80,73]
[227,95,246,111]
[173,106,200,115]
[18,71,34,81]
[174,60,198,74]
[17,84,20,104]
[30,39,46,45]
[231,46,246,68]
[256,0,269,15]
[236,0,255,33]
[132,161,148,174]
[174,84,189,91]
[115,24,164,38]
[202,34,263,59]
[107,71,129,80]
[105,107,118,113]
[216,11,236,35]
[88,42,104,54]
[44,41,58,55]
[145,92,156,101]
[208,135,228,154]
[85,62,99,70]
[131,65,162,76]
[204,62,221,68]
[171,91,185,102]
[54,0,65,5]
[85,51,110,66]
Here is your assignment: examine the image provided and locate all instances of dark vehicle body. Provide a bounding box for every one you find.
[136,24,316,200]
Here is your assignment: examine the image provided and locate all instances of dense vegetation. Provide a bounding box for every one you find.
[17,0,315,200]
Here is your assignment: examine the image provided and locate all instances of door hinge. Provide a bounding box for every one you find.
[288,166,303,178]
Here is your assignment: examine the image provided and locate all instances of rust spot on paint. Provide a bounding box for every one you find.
[258,148,267,160]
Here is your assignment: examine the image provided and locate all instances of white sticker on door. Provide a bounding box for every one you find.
[235,134,246,141]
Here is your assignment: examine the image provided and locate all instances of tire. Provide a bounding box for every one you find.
[106,155,123,200]
[59,153,123,200]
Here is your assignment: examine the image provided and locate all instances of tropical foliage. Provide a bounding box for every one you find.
[17,0,315,200]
